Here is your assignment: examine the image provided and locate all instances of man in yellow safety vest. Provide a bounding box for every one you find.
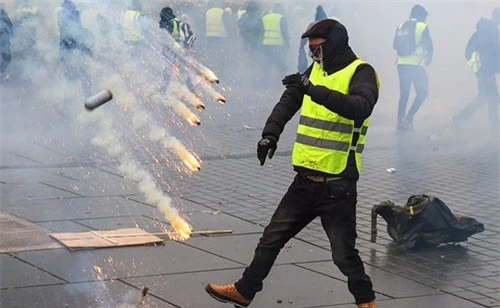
[120,0,144,44]
[452,7,499,137]
[204,1,231,71]
[206,18,379,308]
[261,3,289,75]
[393,4,433,132]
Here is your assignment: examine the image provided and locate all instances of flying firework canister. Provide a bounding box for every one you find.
[84,90,113,111]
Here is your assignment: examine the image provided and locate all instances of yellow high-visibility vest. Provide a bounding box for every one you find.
[292,59,380,175]
[467,52,481,73]
[121,10,141,42]
[206,8,227,38]
[237,9,246,20]
[396,20,427,66]
[262,13,283,46]
[172,19,180,40]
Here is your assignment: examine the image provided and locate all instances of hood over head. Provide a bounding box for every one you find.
[302,19,357,73]
[160,7,175,20]
[315,5,327,21]
[410,4,428,21]
[476,17,497,40]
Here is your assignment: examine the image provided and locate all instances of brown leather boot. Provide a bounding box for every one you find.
[205,283,252,307]
[358,300,377,308]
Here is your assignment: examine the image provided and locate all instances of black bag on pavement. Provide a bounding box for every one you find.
[371,195,484,251]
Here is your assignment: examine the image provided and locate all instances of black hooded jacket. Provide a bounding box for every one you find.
[465,17,499,77]
[262,22,379,180]
[159,7,177,34]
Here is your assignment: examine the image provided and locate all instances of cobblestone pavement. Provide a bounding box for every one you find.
[1,83,499,308]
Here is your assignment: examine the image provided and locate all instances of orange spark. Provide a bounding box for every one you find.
[169,215,192,241]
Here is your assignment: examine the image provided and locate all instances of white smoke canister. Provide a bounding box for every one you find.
[84,90,113,111]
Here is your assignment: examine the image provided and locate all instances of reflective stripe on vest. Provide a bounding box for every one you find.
[396,20,427,66]
[172,20,180,39]
[292,59,379,175]
[206,8,227,37]
[121,10,141,42]
[467,52,481,73]
[262,13,283,45]
[237,9,246,20]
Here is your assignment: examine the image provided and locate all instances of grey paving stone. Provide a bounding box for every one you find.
[0,152,41,167]
[0,254,64,289]
[471,297,500,307]
[124,265,356,307]
[16,243,240,283]
[0,212,62,253]
[125,195,264,234]
[320,293,485,308]
[298,261,441,298]
[37,221,91,233]
[35,166,145,196]
[75,216,166,232]
[0,169,77,184]
[0,183,79,207]
[9,144,73,165]
[2,196,157,222]
[0,280,171,308]
[184,234,332,265]
[454,290,487,300]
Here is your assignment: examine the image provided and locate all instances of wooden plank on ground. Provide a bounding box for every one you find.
[50,228,164,250]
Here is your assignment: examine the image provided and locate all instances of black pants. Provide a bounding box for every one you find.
[453,74,499,136]
[0,46,12,77]
[397,64,428,122]
[235,175,375,305]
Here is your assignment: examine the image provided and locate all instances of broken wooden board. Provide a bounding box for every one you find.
[50,228,164,250]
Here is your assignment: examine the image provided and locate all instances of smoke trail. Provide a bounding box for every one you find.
[192,75,226,104]
[168,80,206,110]
[86,110,192,240]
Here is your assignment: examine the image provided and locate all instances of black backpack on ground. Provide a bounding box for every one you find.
[371,195,484,251]
[393,20,418,57]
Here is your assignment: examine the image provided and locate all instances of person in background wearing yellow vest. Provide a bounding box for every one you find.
[206,19,379,308]
[238,1,263,55]
[452,7,499,138]
[393,4,433,132]
[298,5,327,73]
[120,0,144,46]
[205,0,230,64]
[262,4,289,75]
[237,5,246,21]
[159,8,181,44]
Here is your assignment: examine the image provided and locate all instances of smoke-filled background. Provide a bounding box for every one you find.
[0,0,498,306]
[1,0,498,237]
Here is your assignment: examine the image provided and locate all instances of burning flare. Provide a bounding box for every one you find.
[202,67,219,84]
[119,160,193,240]
[193,76,226,104]
[169,215,192,241]
[164,137,201,171]
[163,97,201,126]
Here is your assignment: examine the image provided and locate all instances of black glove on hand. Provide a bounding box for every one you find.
[257,137,277,166]
[282,73,310,94]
